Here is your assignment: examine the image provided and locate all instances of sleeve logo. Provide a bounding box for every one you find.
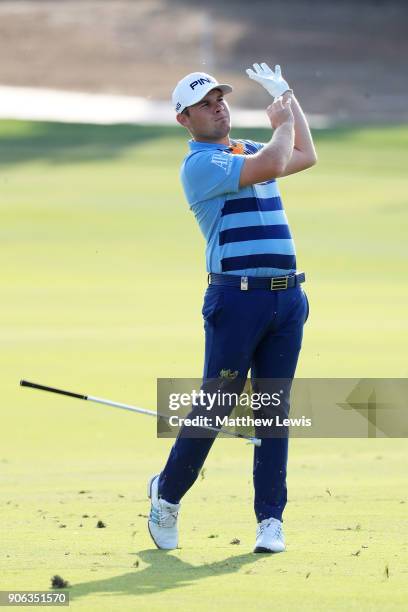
[211,152,232,173]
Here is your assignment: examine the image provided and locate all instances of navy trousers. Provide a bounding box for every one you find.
[159,282,309,522]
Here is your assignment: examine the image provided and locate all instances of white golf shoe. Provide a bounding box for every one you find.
[147,474,180,550]
[254,517,285,553]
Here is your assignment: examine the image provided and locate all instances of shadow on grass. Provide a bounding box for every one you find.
[0,119,387,169]
[70,548,266,601]
[0,121,184,167]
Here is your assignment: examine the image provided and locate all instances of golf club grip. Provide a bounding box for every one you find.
[20,379,87,400]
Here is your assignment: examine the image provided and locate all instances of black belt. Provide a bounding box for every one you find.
[208,271,305,291]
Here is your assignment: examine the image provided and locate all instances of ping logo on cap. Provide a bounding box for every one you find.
[189,77,213,90]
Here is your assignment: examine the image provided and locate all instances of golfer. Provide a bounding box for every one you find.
[148,63,317,553]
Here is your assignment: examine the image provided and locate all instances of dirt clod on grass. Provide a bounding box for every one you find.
[51,575,69,589]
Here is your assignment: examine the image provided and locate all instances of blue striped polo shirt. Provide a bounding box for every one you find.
[180,139,296,277]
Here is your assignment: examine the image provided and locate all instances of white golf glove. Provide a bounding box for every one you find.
[246,63,291,99]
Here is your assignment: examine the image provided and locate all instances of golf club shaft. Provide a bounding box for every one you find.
[20,379,261,446]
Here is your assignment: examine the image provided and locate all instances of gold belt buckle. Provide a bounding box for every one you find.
[270,276,288,290]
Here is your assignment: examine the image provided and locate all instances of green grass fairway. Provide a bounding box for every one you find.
[1,121,407,610]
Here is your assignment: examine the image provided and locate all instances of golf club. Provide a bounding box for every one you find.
[20,379,262,447]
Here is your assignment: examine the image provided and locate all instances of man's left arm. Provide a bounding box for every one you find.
[278,95,317,177]
[245,63,317,177]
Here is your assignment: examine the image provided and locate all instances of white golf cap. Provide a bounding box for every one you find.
[172,72,233,113]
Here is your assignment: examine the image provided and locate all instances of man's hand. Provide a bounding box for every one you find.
[267,92,294,129]
[246,62,291,99]
[239,91,294,187]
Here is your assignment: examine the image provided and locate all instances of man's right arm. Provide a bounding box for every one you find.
[239,94,295,187]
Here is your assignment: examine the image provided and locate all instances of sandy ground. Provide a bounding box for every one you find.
[0,85,331,127]
[0,0,407,124]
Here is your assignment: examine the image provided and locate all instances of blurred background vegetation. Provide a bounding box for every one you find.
[0,0,407,124]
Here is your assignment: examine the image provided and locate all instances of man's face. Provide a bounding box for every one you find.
[178,88,231,142]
